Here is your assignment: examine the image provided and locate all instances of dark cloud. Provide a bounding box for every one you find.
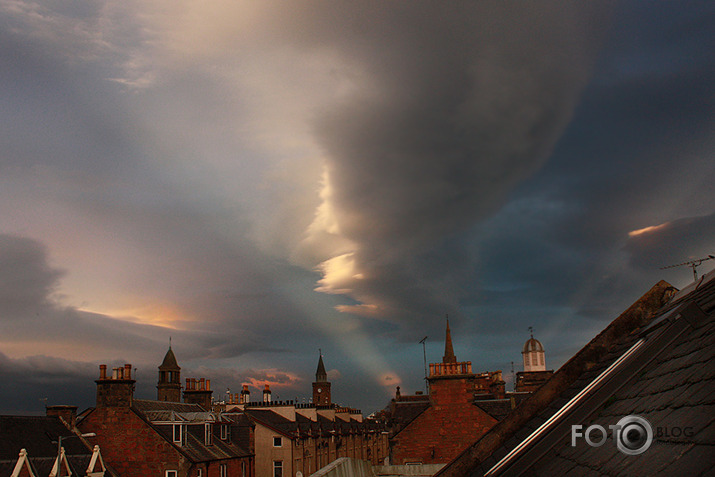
[0,1,713,415]
[0,235,64,315]
[307,3,614,331]
[626,214,715,273]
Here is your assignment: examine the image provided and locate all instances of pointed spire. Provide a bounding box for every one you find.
[315,350,327,382]
[443,316,457,364]
[159,345,180,370]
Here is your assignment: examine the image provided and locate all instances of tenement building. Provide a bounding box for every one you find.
[388,321,516,465]
[77,350,254,477]
[224,353,390,477]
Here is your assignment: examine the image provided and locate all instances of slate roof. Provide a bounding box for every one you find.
[244,408,386,441]
[133,398,203,413]
[130,399,253,462]
[473,399,517,422]
[0,415,116,476]
[0,415,90,460]
[245,409,298,437]
[438,271,715,477]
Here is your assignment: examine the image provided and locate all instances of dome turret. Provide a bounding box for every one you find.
[522,329,546,372]
[522,337,544,354]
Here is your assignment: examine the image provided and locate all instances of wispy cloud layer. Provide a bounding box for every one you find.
[0,1,713,413]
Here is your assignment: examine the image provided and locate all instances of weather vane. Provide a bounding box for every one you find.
[660,254,715,281]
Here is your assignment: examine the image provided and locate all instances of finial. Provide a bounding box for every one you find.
[169,336,172,349]
[528,327,533,339]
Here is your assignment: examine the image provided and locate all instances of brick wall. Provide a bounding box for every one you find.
[391,376,498,464]
[79,406,192,476]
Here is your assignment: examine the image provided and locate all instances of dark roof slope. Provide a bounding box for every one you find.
[0,415,90,460]
[244,409,298,437]
[133,399,204,413]
[0,415,118,477]
[473,399,516,422]
[131,399,252,462]
[439,272,715,476]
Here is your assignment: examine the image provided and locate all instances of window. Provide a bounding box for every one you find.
[172,425,182,444]
[205,423,213,445]
[166,471,178,477]
[273,436,282,447]
[273,461,283,477]
[197,470,203,477]
[219,464,227,477]
[242,461,247,477]
[220,424,229,440]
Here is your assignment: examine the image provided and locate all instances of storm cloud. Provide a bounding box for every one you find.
[0,1,713,414]
[301,3,613,328]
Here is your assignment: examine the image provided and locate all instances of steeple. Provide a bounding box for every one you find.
[443,317,457,364]
[157,342,182,402]
[315,350,327,383]
[312,350,331,406]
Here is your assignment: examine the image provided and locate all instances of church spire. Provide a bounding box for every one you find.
[443,316,457,364]
[315,350,327,383]
[313,350,331,406]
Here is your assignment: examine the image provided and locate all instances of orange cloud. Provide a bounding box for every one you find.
[245,368,302,390]
[628,222,670,237]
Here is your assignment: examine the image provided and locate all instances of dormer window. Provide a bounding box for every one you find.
[205,423,213,445]
[173,424,183,444]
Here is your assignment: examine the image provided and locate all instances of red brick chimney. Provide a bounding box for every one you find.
[183,377,213,410]
[96,364,135,408]
[240,384,250,404]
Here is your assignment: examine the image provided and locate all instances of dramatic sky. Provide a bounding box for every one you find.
[1,1,713,414]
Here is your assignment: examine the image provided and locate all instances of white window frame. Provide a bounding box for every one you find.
[273,461,283,477]
[220,424,229,440]
[219,464,227,477]
[172,425,182,444]
[166,471,178,477]
[205,423,213,445]
[197,469,203,477]
[273,436,282,447]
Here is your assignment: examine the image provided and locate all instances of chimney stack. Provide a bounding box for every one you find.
[96,364,135,408]
[183,376,213,410]
[240,384,250,404]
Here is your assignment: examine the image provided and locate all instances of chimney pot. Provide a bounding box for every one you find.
[124,364,132,380]
[99,365,107,380]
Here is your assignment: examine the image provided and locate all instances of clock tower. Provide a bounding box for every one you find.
[312,352,331,406]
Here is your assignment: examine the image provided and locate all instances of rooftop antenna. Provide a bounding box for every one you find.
[419,336,428,394]
[660,254,715,281]
[511,361,515,393]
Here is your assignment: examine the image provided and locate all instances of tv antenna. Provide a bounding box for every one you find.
[419,336,428,394]
[511,361,515,393]
[660,254,715,281]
